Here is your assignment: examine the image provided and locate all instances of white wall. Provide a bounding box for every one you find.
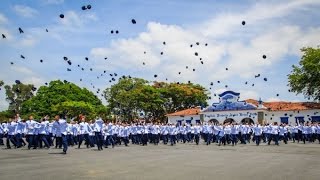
[168,109,320,125]
[202,110,259,124]
[264,109,320,124]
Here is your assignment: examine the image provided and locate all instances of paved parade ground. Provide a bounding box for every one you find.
[0,142,319,180]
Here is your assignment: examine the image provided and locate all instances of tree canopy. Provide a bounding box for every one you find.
[288,47,320,101]
[21,80,107,120]
[4,83,35,114]
[104,77,209,121]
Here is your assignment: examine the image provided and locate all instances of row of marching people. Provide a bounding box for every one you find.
[1,114,320,154]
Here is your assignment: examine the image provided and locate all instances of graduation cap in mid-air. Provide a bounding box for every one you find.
[142,62,145,65]
[2,34,6,38]
[193,69,195,71]
[163,41,166,45]
[10,62,14,65]
[217,81,220,83]
[225,85,228,88]
[81,6,87,10]
[85,57,89,61]
[276,94,279,97]
[190,44,193,48]
[160,52,163,55]
[67,68,71,71]
[15,80,21,84]
[245,81,248,84]
[40,59,43,63]
[67,60,72,65]
[194,52,198,56]
[196,42,200,45]
[87,5,92,9]
[226,68,228,71]
[242,21,246,25]
[210,82,213,86]
[131,19,137,24]
[60,14,64,18]
[263,78,268,81]
[252,84,255,86]
[205,43,208,46]
[46,29,48,32]
[63,56,68,61]
[262,55,267,59]
[154,74,158,78]
[201,61,204,64]
[20,55,25,59]
[18,27,24,33]
[32,87,37,91]
[178,72,181,74]
[45,82,48,85]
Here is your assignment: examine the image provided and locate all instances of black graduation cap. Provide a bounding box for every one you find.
[77,64,80,67]
[194,52,198,56]
[60,14,64,18]
[209,87,211,89]
[67,68,71,71]
[112,78,115,81]
[131,19,137,24]
[87,5,91,9]
[208,96,211,100]
[82,6,87,10]
[226,68,228,71]
[144,51,146,54]
[262,55,267,59]
[188,80,191,84]
[178,72,181,74]
[10,62,14,65]
[128,75,131,78]
[109,80,112,83]
[15,80,21,84]
[177,82,180,84]
[242,21,246,25]
[210,82,213,86]
[205,43,208,46]
[81,68,84,71]
[160,52,163,55]
[85,57,89,61]
[2,34,6,38]
[163,41,166,45]
[252,84,255,86]
[90,68,93,71]
[201,61,203,64]
[45,82,48,85]
[276,94,279,96]
[63,56,68,61]
[115,30,119,34]
[154,74,158,78]
[46,29,48,32]
[67,60,72,65]
[80,79,82,81]
[263,78,267,81]
[288,89,291,92]
[196,42,200,45]
[111,30,114,34]
[32,87,37,91]
[193,68,195,71]
[190,44,193,48]
[245,81,248,84]
[104,70,106,73]
[40,59,43,63]
[214,94,216,96]
[109,73,113,76]
[104,57,108,60]
[18,27,24,33]
[114,73,117,76]
[20,55,25,59]
[225,85,228,88]
[217,81,220,83]
[186,66,188,69]
[142,62,145,65]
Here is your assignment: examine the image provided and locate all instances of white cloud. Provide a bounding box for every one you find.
[0,13,8,24]
[44,0,64,5]
[59,11,98,27]
[266,97,282,102]
[10,66,34,75]
[13,5,38,18]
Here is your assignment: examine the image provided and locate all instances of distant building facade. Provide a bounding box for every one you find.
[166,91,320,125]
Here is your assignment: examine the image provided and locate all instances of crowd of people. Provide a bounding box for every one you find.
[1,114,320,154]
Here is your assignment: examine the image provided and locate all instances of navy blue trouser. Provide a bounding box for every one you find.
[39,134,50,148]
[0,133,4,145]
[95,132,103,149]
[255,135,261,145]
[61,134,68,152]
[194,134,200,145]
[6,135,16,148]
[27,134,35,149]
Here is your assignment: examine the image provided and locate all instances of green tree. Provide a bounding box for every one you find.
[288,47,320,101]
[21,80,107,120]
[4,83,35,114]
[104,78,209,122]
[0,80,4,87]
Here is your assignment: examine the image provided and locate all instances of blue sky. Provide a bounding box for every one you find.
[1,0,320,110]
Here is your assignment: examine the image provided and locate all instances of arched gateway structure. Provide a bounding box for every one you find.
[166,91,320,125]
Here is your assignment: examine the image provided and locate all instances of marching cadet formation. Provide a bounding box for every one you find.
[1,114,320,154]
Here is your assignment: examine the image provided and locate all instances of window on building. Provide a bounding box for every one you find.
[295,116,305,124]
[311,116,320,122]
[280,117,289,124]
